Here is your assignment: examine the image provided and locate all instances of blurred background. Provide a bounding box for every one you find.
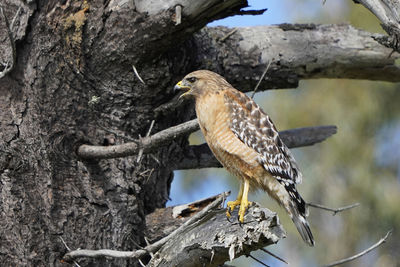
[168,0,400,266]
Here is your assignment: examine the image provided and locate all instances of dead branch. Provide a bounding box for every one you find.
[323,230,392,267]
[196,24,400,92]
[76,119,199,159]
[64,191,285,266]
[63,192,230,262]
[63,192,285,265]
[147,202,285,267]
[77,119,336,160]
[173,125,337,170]
[308,202,360,215]
[353,0,400,51]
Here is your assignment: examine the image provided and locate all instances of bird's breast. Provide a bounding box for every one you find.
[195,93,263,180]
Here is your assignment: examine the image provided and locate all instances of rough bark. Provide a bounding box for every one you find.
[0,1,258,266]
[190,24,400,93]
[353,0,400,51]
[147,203,284,267]
[0,0,398,266]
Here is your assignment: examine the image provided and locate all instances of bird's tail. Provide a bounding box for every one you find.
[289,202,314,246]
[284,184,315,246]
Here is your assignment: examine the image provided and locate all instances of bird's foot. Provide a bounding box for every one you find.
[238,199,252,223]
[226,199,241,218]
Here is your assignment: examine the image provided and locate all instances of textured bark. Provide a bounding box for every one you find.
[148,203,284,267]
[0,1,256,266]
[189,24,400,93]
[0,0,398,266]
[353,0,400,51]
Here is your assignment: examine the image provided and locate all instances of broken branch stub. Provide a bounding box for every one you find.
[147,203,285,267]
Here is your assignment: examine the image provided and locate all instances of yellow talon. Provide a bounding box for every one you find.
[238,199,252,223]
[226,179,251,223]
[226,199,241,217]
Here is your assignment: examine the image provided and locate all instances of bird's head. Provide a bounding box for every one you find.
[174,70,230,99]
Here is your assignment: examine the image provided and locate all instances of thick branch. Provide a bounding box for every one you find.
[64,192,285,266]
[63,192,229,262]
[78,120,336,160]
[194,24,400,91]
[174,125,337,170]
[77,119,199,159]
[128,0,266,63]
[147,203,285,267]
[353,0,400,51]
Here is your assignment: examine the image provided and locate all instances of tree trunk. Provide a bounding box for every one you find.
[0,0,398,266]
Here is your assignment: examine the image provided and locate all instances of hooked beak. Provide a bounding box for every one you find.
[174,80,192,99]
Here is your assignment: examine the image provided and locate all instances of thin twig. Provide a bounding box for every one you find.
[137,120,155,163]
[63,192,230,261]
[219,28,237,43]
[132,65,146,85]
[260,247,288,264]
[144,236,154,258]
[248,254,270,267]
[251,60,272,99]
[307,202,360,215]
[59,237,71,251]
[323,230,392,267]
[175,5,182,25]
[10,6,21,30]
[59,237,82,267]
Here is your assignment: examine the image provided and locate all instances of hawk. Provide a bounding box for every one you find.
[175,70,314,246]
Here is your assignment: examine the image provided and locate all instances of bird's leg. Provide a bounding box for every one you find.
[226,181,244,218]
[238,179,252,223]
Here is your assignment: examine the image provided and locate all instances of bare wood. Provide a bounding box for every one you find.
[64,192,285,266]
[323,230,392,267]
[353,0,400,51]
[63,192,229,262]
[196,24,400,92]
[174,125,337,170]
[147,202,285,267]
[175,5,182,25]
[78,120,336,160]
[77,119,199,159]
[307,202,360,215]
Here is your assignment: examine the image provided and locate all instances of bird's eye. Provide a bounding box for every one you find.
[187,77,197,83]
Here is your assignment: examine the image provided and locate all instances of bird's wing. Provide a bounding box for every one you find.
[224,89,302,184]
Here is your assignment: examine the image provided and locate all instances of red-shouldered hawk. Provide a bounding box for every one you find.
[175,70,314,246]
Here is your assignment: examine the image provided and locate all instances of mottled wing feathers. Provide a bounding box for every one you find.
[224,89,303,184]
